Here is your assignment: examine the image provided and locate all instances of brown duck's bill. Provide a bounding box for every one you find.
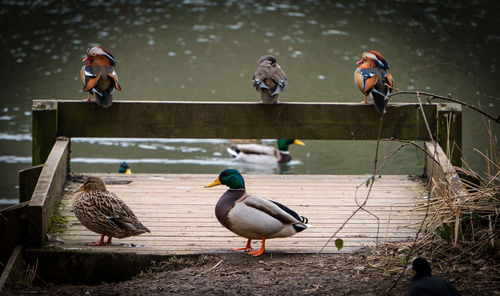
[294,139,306,146]
[204,178,221,188]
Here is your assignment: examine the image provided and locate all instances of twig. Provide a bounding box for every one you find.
[384,204,393,243]
[410,62,500,102]
[385,92,438,295]
[319,112,386,253]
[200,259,223,275]
[390,90,499,123]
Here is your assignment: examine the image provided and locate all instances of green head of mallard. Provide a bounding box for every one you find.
[77,176,107,193]
[277,139,305,151]
[205,169,245,189]
[118,161,132,174]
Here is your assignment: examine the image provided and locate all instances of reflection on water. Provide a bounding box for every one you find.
[0,0,499,204]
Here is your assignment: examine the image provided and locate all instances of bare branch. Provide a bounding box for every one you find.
[390,90,499,123]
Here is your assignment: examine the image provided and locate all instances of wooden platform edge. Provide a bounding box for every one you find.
[24,248,188,285]
[27,138,70,247]
[424,141,468,200]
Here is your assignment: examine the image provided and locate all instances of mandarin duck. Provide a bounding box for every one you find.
[252,55,287,104]
[205,169,309,256]
[72,176,150,246]
[354,51,394,114]
[408,257,461,296]
[80,46,121,108]
[226,139,305,164]
[118,161,131,174]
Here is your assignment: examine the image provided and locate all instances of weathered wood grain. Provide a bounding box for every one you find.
[56,101,437,140]
[51,173,426,254]
[27,138,69,247]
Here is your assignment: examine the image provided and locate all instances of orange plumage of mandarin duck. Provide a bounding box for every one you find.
[80,47,121,108]
[354,51,394,114]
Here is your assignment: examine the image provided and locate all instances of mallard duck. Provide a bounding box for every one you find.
[252,55,287,104]
[408,257,461,296]
[226,139,305,164]
[80,46,121,108]
[118,161,131,174]
[204,169,309,256]
[72,176,149,246]
[354,50,394,114]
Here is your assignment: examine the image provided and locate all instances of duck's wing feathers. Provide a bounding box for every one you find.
[252,64,287,95]
[358,68,378,93]
[81,66,101,91]
[242,195,302,225]
[234,144,277,156]
[105,192,150,232]
[108,70,121,91]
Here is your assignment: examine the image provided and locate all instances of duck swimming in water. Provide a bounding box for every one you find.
[226,139,305,164]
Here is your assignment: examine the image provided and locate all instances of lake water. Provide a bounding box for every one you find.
[0,0,499,206]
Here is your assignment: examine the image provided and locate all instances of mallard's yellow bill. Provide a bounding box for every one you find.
[204,178,221,188]
[294,139,305,146]
[125,168,132,174]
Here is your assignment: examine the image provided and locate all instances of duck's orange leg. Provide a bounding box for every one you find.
[83,92,92,102]
[232,239,252,252]
[87,234,106,246]
[105,236,112,245]
[248,237,266,256]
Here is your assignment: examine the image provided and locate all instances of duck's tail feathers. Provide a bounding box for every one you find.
[293,221,310,233]
[226,147,240,158]
[108,216,151,234]
[371,90,389,114]
[93,88,113,108]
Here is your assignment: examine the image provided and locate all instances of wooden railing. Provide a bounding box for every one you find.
[17,100,464,248]
[32,100,462,165]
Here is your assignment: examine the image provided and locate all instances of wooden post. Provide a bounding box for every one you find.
[32,100,58,166]
[436,103,462,167]
[27,138,69,247]
[18,165,44,203]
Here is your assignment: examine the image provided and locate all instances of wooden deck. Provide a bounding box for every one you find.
[52,173,426,255]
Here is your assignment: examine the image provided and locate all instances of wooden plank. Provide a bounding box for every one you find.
[0,245,23,294]
[437,103,462,167]
[0,245,23,295]
[0,203,29,267]
[18,165,44,203]
[32,100,57,166]
[51,173,426,254]
[424,141,468,201]
[27,138,70,247]
[56,100,437,140]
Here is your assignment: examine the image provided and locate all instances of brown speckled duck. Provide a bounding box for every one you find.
[252,55,287,104]
[80,46,121,108]
[72,176,150,246]
[205,169,309,256]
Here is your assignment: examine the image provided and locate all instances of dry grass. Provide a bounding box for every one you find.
[415,119,499,262]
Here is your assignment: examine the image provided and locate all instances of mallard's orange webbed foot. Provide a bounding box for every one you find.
[232,239,252,252]
[247,237,265,256]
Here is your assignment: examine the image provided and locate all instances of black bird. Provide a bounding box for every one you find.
[408,257,461,296]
